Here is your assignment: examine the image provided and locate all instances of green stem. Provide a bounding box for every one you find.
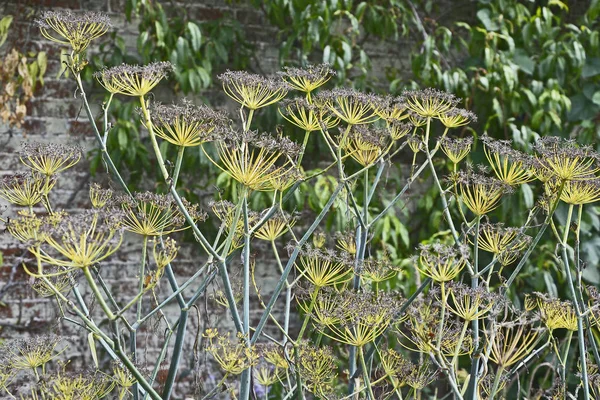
[136,236,149,322]
[140,95,170,181]
[82,266,115,320]
[297,130,311,167]
[172,146,185,188]
[359,347,376,400]
[561,203,590,400]
[489,366,504,400]
[466,215,482,400]
[162,310,189,400]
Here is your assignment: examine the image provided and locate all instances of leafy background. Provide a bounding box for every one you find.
[85,0,600,301]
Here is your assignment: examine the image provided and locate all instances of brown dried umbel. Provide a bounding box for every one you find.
[402,88,459,118]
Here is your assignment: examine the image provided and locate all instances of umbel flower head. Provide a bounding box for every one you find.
[447,282,498,321]
[456,169,512,216]
[370,95,408,121]
[344,125,390,167]
[149,100,228,147]
[316,88,380,126]
[294,245,353,288]
[41,370,112,400]
[7,210,64,244]
[534,136,600,181]
[119,191,205,236]
[9,335,62,371]
[209,130,300,191]
[482,135,535,186]
[89,183,113,208]
[254,210,296,241]
[438,107,477,128]
[94,62,173,96]
[20,142,82,176]
[279,98,338,132]
[475,223,532,259]
[218,70,289,110]
[297,343,337,397]
[279,63,335,99]
[204,329,258,375]
[489,318,541,368]
[531,293,578,332]
[29,209,123,272]
[440,136,473,166]
[318,290,401,347]
[387,120,413,141]
[0,172,55,208]
[417,243,468,282]
[36,10,112,53]
[560,178,600,205]
[402,88,459,118]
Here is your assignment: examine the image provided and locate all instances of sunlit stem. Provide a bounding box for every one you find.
[140,95,170,181]
[466,215,482,399]
[359,346,375,400]
[452,320,469,372]
[436,281,448,353]
[172,146,185,188]
[82,266,115,320]
[489,365,505,400]
[297,130,311,167]
[240,189,252,400]
[561,203,590,400]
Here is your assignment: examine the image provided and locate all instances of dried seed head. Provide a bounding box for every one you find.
[36,10,112,52]
[149,99,229,147]
[94,62,173,96]
[402,88,460,118]
[20,142,82,176]
[440,136,473,165]
[279,63,335,95]
[534,136,600,181]
[456,169,513,216]
[438,107,477,128]
[315,88,380,125]
[0,172,55,207]
[89,183,113,208]
[482,135,535,186]
[218,70,289,110]
[418,242,468,282]
[279,97,339,132]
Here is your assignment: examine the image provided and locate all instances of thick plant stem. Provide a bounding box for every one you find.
[139,95,170,182]
[490,366,505,400]
[561,204,590,400]
[240,193,252,400]
[136,236,149,322]
[466,216,482,399]
[359,347,375,400]
[172,146,185,188]
[297,285,319,342]
[82,266,115,320]
[162,310,189,400]
[297,130,311,167]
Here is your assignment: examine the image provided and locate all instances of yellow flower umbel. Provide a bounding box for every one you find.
[371,95,409,122]
[300,286,350,327]
[7,210,63,243]
[10,335,62,372]
[534,136,600,181]
[218,70,289,110]
[279,98,338,132]
[489,320,540,368]
[297,344,337,397]
[482,135,535,186]
[279,63,335,101]
[475,223,531,259]
[36,10,112,53]
[335,230,356,255]
[440,136,473,167]
[209,131,299,192]
[439,107,476,128]
[30,210,123,272]
[204,330,258,375]
[560,178,600,205]
[120,192,205,236]
[403,88,459,118]
[457,170,511,216]
[41,371,112,400]
[345,126,390,167]
[319,291,400,347]
[254,210,295,241]
[89,183,113,208]
[295,247,353,288]
[149,100,228,147]
[0,172,55,208]
[359,258,400,285]
[94,62,173,96]
[533,293,578,332]
[20,142,82,177]
[447,283,496,321]
[316,88,380,126]
[418,243,468,283]
[387,120,413,141]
